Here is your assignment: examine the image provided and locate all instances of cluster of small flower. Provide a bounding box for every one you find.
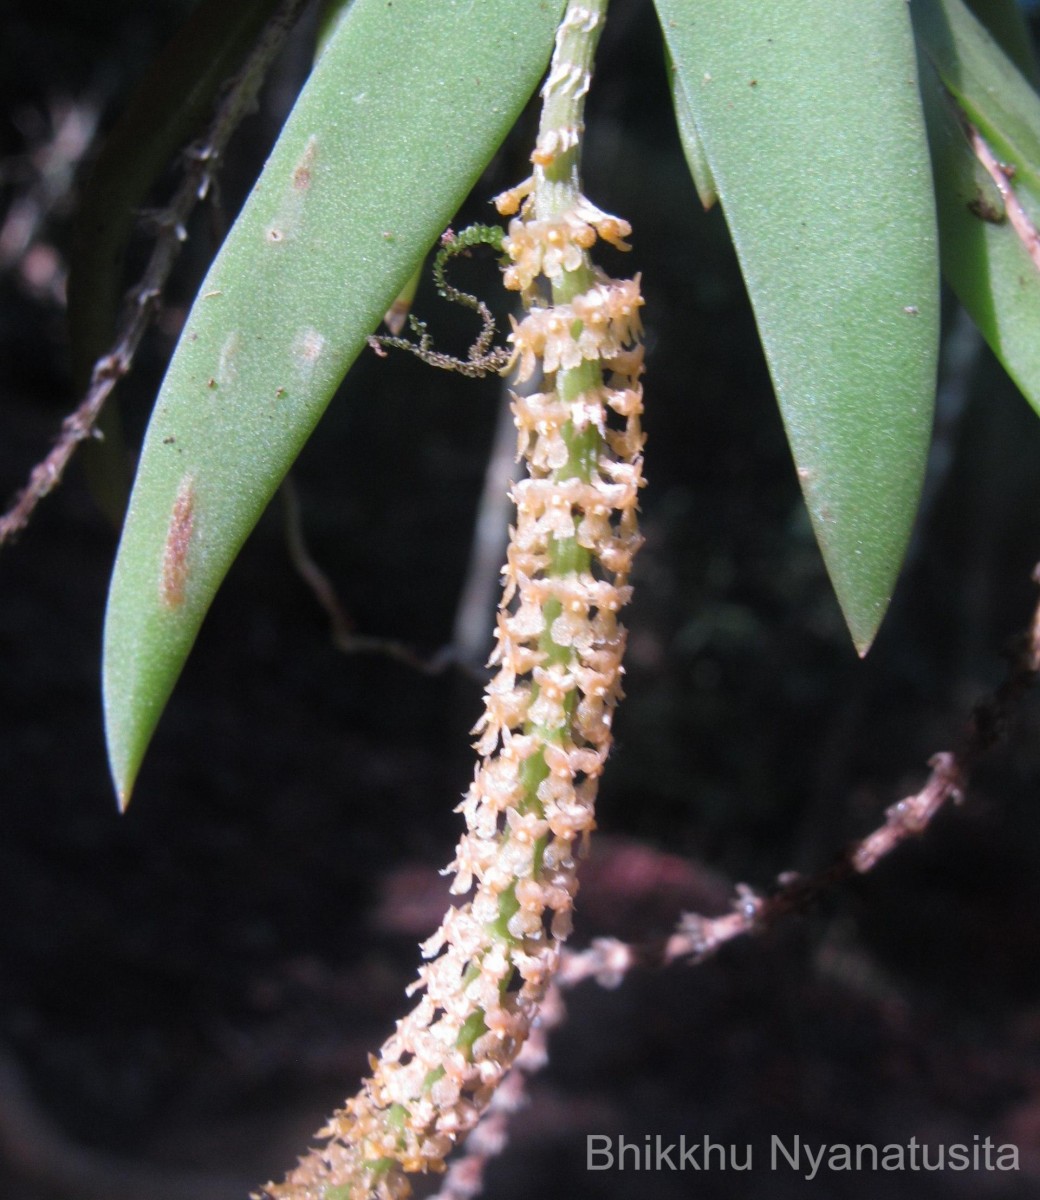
[261,23,640,1200]
[263,206,643,1200]
[496,182,632,297]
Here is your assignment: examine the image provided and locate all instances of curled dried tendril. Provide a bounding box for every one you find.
[367,224,512,378]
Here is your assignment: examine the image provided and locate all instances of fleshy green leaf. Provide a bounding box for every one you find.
[912,0,1040,415]
[103,0,565,805]
[655,0,939,653]
[665,45,717,210]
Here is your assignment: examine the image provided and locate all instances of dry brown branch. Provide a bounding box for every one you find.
[280,475,481,679]
[624,559,1040,969]
[0,0,310,547]
[452,359,534,670]
[967,120,1040,273]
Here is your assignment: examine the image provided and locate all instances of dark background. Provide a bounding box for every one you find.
[3,2,1040,1197]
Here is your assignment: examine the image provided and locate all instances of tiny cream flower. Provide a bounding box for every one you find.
[259,4,639,1197]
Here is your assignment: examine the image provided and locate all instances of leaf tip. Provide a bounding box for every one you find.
[841,597,883,660]
[106,725,143,814]
[829,584,882,659]
[103,633,157,818]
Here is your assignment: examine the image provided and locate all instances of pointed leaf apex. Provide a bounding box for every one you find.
[853,629,876,660]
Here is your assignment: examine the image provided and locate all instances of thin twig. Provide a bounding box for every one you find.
[967,120,1040,273]
[280,475,484,680]
[0,0,310,546]
[626,560,1040,968]
[451,372,527,670]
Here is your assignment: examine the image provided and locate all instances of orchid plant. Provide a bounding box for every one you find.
[3,1,1039,1197]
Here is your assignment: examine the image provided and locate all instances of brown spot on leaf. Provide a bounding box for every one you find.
[292,136,318,191]
[161,474,196,609]
[292,328,326,375]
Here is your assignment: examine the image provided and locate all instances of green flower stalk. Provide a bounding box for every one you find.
[260,3,644,1196]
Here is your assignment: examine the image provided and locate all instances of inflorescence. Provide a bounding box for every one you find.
[261,5,643,1196]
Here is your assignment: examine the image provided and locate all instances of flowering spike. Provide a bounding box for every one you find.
[257,3,645,1196]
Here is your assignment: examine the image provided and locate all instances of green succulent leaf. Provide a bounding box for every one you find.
[912,0,1040,416]
[665,45,717,210]
[103,0,565,806]
[656,0,940,654]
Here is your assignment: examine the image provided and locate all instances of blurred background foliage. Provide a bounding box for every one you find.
[2,2,1040,1197]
